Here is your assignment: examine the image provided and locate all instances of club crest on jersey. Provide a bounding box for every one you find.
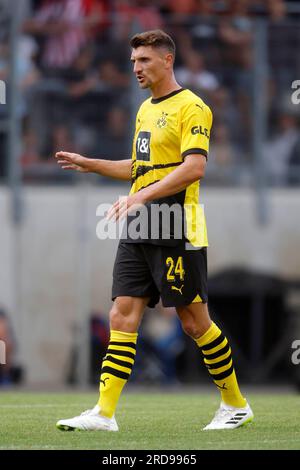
[156,112,168,128]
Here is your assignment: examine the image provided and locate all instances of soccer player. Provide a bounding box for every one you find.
[55,30,253,431]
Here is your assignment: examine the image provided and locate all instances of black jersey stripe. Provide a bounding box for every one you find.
[182,148,208,159]
[132,162,181,183]
[151,88,185,104]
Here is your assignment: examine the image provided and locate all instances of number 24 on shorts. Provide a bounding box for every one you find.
[166,256,185,282]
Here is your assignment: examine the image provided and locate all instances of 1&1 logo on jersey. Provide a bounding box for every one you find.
[136,131,151,161]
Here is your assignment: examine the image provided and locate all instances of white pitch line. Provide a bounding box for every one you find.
[0,404,89,408]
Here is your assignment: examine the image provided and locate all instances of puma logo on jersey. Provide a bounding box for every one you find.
[171,284,184,295]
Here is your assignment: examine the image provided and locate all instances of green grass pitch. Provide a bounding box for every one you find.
[0,390,299,450]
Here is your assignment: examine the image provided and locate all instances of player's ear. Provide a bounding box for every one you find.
[165,53,174,69]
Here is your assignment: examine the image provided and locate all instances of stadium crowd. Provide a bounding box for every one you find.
[0,0,300,185]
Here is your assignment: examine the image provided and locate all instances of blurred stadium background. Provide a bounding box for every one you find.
[1,0,300,395]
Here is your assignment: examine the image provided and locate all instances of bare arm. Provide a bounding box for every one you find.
[55,152,132,181]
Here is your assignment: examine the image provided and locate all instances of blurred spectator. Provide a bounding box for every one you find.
[21,122,79,182]
[0,0,10,42]
[112,0,164,43]
[97,58,129,91]
[49,124,77,157]
[0,35,40,119]
[267,0,287,22]
[0,40,8,82]
[83,0,111,40]
[209,86,242,147]
[93,106,130,160]
[218,1,254,149]
[173,0,221,71]
[206,121,237,185]
[175,49,219,100]
[23,0,104,74]
[27,43,96,156]
[249,0,286,19]
[164,0,197,16]
[64,44,96,97]
[264,112,300,185]
[21,126,40,168]
[268,0,296,100]
[0,309,15,385]
[219,1,253,77]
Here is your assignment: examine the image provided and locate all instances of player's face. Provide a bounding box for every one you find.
[130,46,172,89]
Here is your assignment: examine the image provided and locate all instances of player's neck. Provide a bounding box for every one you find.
[150,77,181,100]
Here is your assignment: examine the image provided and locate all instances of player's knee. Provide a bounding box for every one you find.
[181,319,202,338]
[109,306,127,331]
[109,305,140,332]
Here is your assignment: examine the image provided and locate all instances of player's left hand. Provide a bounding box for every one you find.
[106,193,147,221]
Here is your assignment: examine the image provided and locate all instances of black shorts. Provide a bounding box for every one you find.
[112,242,208,308]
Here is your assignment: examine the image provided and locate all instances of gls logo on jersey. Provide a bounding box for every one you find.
[191,125,210,138]
[136,131,151,161]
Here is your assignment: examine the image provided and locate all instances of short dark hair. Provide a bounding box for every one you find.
[130,30,175,57]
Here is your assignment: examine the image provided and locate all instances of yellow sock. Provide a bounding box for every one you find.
[97,330,138,418]
[195,322,247,408]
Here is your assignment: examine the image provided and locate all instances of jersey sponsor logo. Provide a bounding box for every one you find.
[191,125,210,138]
[136,131,151,161]
[156,111,168,129]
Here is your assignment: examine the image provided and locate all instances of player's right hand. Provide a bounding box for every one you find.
[55,151,90,173]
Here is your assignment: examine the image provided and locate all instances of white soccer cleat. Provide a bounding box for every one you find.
[56,405,119,432]
[203,401,254,430]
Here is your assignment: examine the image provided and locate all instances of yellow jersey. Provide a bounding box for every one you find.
[129,88,213,247]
